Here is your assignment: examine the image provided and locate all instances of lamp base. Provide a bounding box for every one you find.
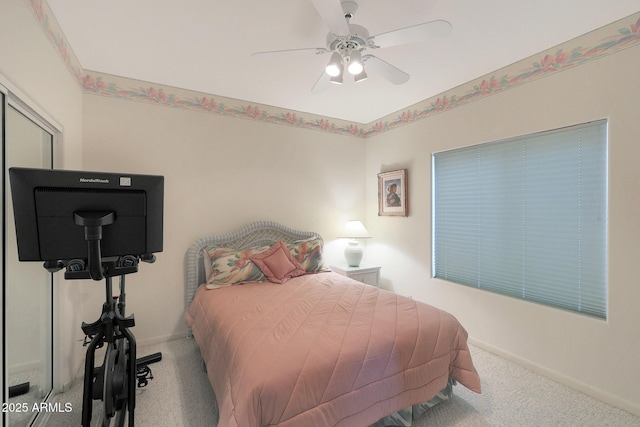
[344,240,363,267]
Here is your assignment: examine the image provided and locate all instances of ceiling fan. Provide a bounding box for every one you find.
[252,0,452,92]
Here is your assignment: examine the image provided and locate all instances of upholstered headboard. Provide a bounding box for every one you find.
[184,220,321,319]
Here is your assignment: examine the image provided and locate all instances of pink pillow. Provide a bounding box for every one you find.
[250,241,306,283]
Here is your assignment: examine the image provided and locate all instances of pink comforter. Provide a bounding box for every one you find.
[185,272,481,427]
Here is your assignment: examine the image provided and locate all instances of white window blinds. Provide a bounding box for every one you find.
[432,120,607,319]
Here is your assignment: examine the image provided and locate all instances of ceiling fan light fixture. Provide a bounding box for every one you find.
[330,73,344,84]
[347,50,364,75]
[253,1,451,92]
[326,63,342,77]
[325,52,343,77]
[330,63,344,84]
[354,69,368,83]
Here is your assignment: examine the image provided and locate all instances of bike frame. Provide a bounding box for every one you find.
[81,269,137,427]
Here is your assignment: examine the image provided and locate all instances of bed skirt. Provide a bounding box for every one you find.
[204,378,455,427]
[371,378,455,427]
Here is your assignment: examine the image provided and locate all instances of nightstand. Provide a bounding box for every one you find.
[331,264,381,287]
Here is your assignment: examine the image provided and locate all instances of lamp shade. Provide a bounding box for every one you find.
[354,69,368,83]
[339,220,371,239]
[329,72,343,84]
[347,50,364,75]
[325,52,343,77]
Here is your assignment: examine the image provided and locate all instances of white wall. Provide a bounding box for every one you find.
[1,0,84,391]
[81,94,366,344]
[364,46,640,415]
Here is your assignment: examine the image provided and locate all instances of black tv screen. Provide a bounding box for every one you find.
[9,167,164,263]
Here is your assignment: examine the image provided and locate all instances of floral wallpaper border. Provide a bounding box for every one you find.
[80,71,365,137]
[27,0,84,87]
[368,13,640,137]
[27,1,640,138]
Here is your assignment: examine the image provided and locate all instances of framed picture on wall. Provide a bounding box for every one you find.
[378,169,408,216]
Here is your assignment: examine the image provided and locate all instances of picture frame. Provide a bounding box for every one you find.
[378,169,408,216]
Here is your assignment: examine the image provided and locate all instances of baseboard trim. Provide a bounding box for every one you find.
[468,337,640,417]
[135,332,186,348]
[7,359,40,374]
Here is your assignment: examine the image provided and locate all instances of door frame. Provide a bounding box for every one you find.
[1,76,61,426]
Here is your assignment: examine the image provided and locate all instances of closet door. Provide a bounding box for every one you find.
[4,101,54,426]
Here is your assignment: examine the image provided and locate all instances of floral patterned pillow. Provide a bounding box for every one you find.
[204,245,269,289]
[286,237,328,273]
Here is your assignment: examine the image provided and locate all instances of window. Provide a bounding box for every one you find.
[432,120,607,319]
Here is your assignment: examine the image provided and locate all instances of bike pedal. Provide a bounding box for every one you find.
[136,365,154,388]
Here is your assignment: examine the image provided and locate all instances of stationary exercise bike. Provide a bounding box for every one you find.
[45,212,161,427]
[9,167,165,427]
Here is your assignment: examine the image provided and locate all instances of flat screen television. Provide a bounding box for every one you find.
[9,167,164,271]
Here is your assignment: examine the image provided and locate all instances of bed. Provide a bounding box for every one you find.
[184,221,481,427]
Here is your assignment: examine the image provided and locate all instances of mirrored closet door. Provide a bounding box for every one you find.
[3,91,54,426]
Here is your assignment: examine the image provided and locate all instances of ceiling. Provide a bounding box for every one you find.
[46,0,640,124]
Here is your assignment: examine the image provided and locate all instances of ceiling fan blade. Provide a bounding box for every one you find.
[363,55,409,85]
[252,47,327,58]
[371,20,452,48]
[311,70,331,92]
[310,0,351,35]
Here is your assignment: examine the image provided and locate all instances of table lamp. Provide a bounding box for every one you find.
[339,220,371,267]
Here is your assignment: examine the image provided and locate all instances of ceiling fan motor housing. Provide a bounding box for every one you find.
[326,23,370,55]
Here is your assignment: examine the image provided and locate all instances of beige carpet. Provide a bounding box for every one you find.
[42,338,640,427]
